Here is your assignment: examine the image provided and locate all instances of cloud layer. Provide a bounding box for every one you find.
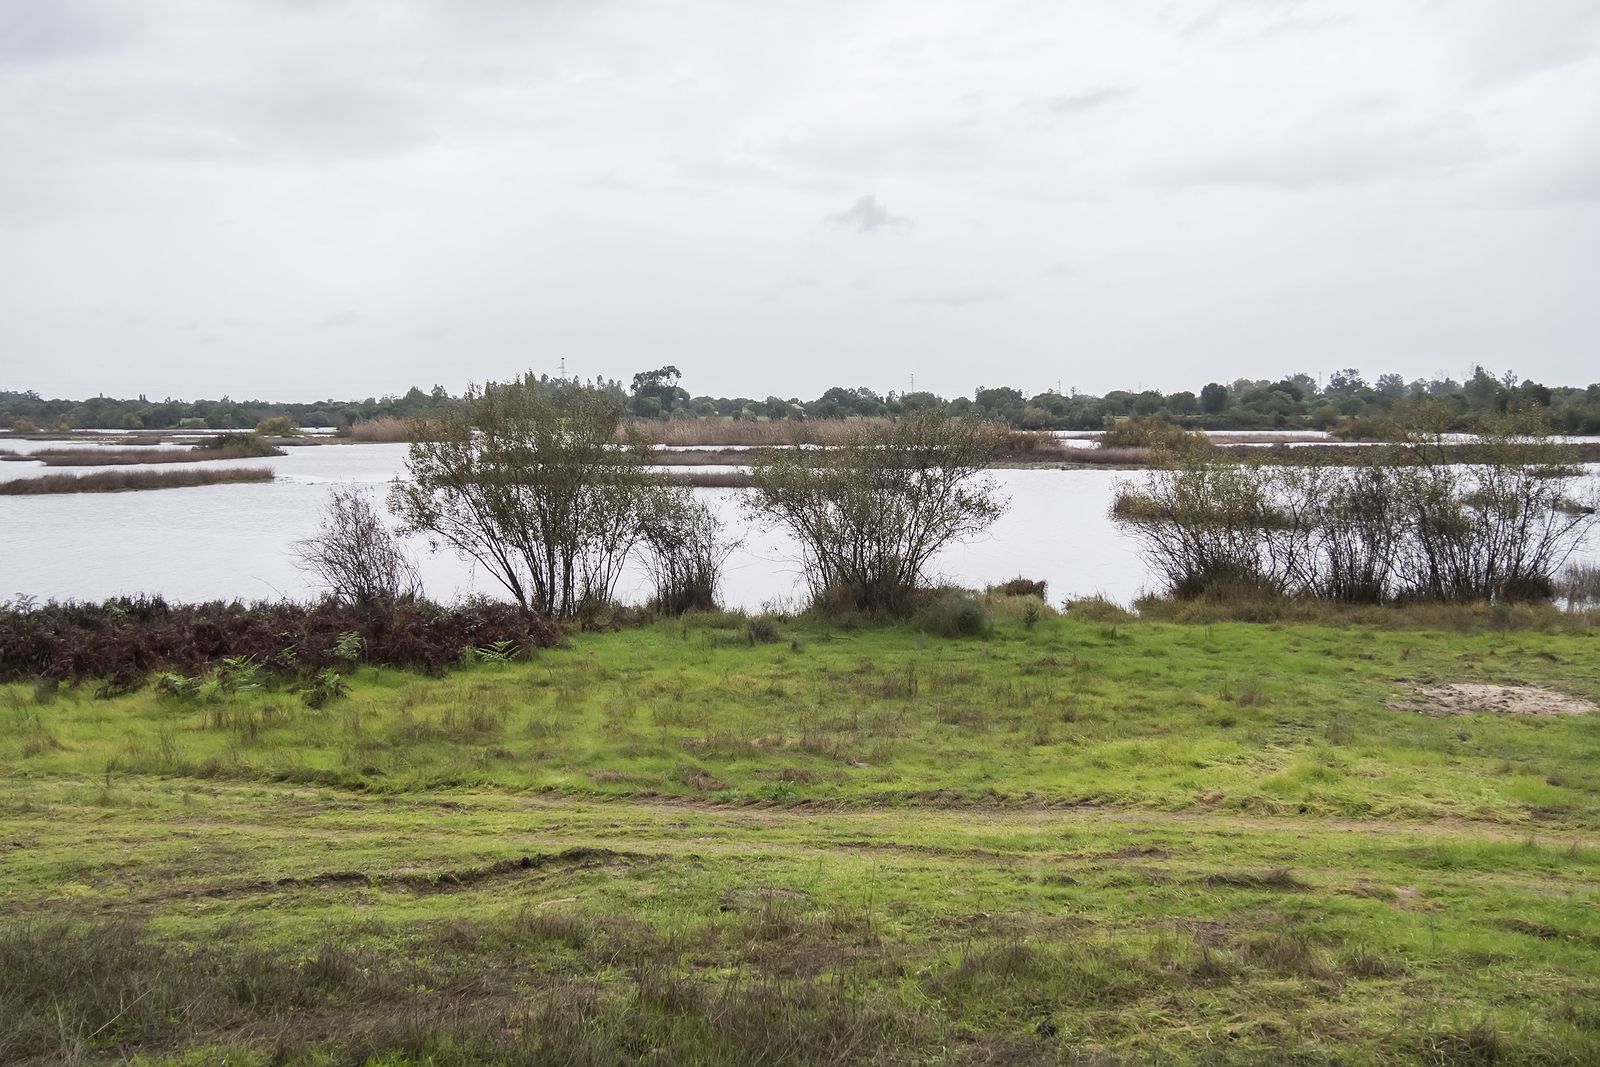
[2,0,1597,399]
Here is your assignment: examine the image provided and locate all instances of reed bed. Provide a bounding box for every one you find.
[630,418,1064,453]
[24,444,285,466]
[659,469,756,488]
[341,416,420,443]
[0,467,274,495]
[625,418,883,447]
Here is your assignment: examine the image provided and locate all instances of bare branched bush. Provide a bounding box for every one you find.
[1393,424,1597,602]
[1113,421,1597,605]
[744,415,1009,615]
[1110,453,1295,599]
[293,488,422,605]
[1557,563,1600,609]
[637,491,738,615]
[390,376,662,620]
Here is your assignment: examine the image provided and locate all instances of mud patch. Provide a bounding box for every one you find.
[155,847,645,902]
[1389,683,1596,718]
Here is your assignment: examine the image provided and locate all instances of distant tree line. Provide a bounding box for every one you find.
[7,363,1600,434]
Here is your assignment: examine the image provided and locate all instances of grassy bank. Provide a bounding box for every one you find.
[3,611,1599,1063]
[0,467,274,494]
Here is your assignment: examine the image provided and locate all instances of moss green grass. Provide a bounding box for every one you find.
[3,612,1598,1063]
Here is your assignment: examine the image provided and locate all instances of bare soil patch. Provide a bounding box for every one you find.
[1390,683,1597,717]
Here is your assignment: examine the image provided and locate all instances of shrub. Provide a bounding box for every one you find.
[916,593,994,638]
[254,416,301,437]
[1111,425,1598,605]
[192,433,282,458]
[390,376,661,620]
[293,488,423,606]
[745,414,1010,616]
[1558,564,1600,609]
[637,491,737,615]
[1064,597,1136,622]
[988,577,1046,599]
[301,668,349,709]
[1098,418,1209,452]
[0,597,562,685]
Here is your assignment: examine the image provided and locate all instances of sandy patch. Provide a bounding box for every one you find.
[1389,683,1597,717]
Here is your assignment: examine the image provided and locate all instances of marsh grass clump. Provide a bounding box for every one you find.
[28,440,285,465]
[988,577,1047,599]
[0,467,274,494]
[916,592,994,639]
[1098,417,1211,452]
[340,415,424,442]
[1064,596,1137,622]
[192,432,285,457]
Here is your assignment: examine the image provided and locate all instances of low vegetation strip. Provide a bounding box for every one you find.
[23,441,286,465]
[0,466,274,494]
[2,686,1597,1063]
[0,596,562,684]
[5,560,1600,1061]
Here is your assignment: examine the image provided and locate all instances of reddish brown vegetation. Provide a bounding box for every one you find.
[0,468,274,494]
[0,597,562,685]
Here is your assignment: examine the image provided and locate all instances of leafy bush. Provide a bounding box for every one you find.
[253,416,301,437]
[746,617,783,644]
[0,597,562,686]
[191,433,282,458]
[916,593,994,638]
[1064,597,1137,623]
[987,577,1046,599]
[301,669,349,709]
[1098,418,1209,451]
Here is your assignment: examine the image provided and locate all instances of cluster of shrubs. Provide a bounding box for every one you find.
[0,596,562,689]
[1112,433,1598,605]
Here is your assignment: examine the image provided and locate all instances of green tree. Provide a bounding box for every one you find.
[745,415,1009,614]
[391,376,661,619]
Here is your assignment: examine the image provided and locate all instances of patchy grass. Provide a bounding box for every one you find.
[2,613,1599,1063]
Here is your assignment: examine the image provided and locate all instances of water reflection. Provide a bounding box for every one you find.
[1,441,1594,610]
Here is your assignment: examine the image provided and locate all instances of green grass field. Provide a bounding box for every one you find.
[3,609,1599,1064]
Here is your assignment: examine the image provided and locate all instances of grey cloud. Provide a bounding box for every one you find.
[827,195,909,233]
[1042,264,1076,278]
[17,75,434,164]
[900,287,1001,307]
[1033,86,1135,117]
[0,0,138,65]
[1178,0,1357,44]
[1175,110,1487,189]
[173,77,433,161]
[1452,0,1600,84]
[315,311,361,329]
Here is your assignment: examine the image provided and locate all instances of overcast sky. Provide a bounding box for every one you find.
[2,0,1597,402]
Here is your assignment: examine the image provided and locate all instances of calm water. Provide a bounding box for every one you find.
[0,442,1145,608]
[2,439,1594,609]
